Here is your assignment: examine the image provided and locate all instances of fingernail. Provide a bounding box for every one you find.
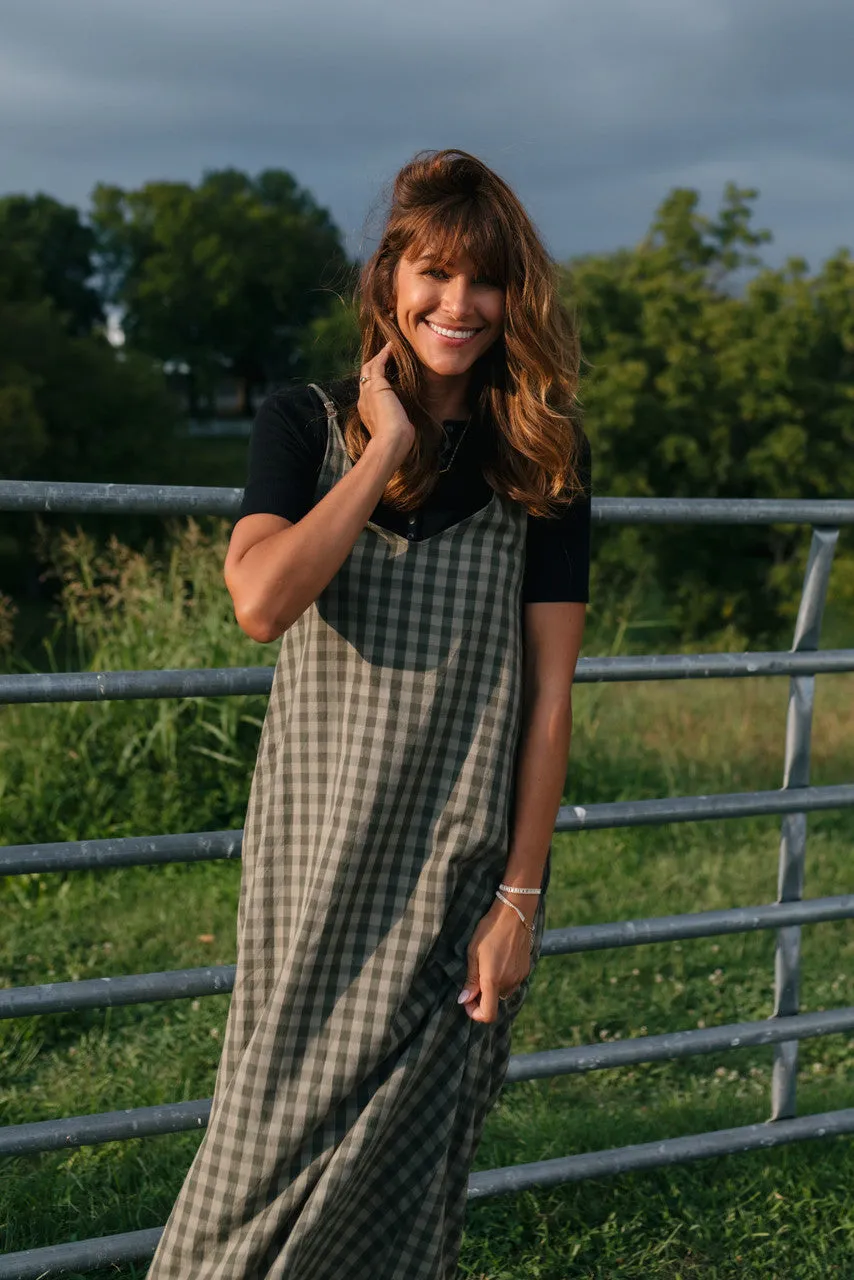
[457,988,472,1004]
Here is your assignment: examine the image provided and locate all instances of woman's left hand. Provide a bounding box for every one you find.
[457,898,535,1023]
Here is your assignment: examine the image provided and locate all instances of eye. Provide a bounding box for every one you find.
[423,267,501,288]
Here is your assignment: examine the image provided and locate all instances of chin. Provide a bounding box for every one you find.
[427,361,473,378]
[417,350,480,377]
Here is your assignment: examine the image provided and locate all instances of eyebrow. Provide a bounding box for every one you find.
[412,252,497,278]
[414,253,464,268]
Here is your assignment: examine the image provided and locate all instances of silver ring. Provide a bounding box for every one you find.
[359,375,370,383]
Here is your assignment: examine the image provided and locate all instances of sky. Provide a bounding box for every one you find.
[3,0,853,272]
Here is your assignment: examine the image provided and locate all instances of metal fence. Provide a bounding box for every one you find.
[1,482,854,1279]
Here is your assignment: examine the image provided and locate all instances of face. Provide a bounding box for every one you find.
[393,247,505,382]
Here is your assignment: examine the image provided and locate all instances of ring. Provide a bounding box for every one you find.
[359,375,369,383]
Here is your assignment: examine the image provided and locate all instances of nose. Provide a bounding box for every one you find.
[442,273,476,321]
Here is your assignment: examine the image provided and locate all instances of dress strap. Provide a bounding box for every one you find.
[308,382,337,419]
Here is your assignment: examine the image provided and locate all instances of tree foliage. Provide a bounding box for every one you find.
[0,225,184,600]
[562,184,854,641]
[0,193,104,336]
[301,295,360,384]
[0,258,181,486]
[91,168,350,415]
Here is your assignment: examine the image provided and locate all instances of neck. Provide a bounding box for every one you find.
[420,367,471,422]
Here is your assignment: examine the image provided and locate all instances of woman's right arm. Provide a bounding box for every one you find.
[224,344,413,643]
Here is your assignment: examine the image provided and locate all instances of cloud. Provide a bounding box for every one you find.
[2,0,852,267]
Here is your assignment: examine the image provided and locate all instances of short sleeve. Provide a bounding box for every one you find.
[237,386,329,525]
[522,434,592,604]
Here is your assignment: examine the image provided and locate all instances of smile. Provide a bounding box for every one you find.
[424,320,482,342]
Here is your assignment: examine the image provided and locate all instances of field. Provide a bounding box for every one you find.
[1,524,852,1278]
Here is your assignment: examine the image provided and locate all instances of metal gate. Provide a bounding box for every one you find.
[1,482,853,1278]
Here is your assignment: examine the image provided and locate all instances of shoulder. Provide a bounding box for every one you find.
[327,373,361,414]
[239,383,339,524]
[522,429,592,603]
[527,428,592,529]
[255,375,360,437]
[254,383,327,443]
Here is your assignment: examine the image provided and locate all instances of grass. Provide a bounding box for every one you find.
[0,528,852,1277]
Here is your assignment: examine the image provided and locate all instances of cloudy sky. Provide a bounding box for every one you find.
[3,0,852,271]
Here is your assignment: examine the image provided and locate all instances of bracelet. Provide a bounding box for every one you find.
[498,883,541,895]
[494,890,534,944]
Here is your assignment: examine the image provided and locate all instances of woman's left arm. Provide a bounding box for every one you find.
[458,600,586,1022]
[503,600,586,888]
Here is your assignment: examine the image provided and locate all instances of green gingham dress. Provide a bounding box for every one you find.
[147,384,550,1280]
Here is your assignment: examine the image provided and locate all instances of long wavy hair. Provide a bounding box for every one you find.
[340,148,585,518]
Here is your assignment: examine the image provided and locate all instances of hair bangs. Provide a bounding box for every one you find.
[403,201,509,288]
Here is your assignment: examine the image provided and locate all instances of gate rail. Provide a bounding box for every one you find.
[1,483,853,1278]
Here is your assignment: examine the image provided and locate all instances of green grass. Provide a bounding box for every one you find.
[0,529,852,1277]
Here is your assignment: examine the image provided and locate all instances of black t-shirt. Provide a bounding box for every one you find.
[238,376,591,604]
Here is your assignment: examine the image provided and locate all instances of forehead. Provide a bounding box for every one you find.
[402,233,506,282]
[405,247,478,271]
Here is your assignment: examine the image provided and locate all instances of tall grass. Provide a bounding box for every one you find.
[1,525,853,1277]
[0,520,278,863]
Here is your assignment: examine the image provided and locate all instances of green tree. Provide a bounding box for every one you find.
[0,194,103,335]
[91,168,350,416]
[301,294,360,383]
[564,185,854,642]
[0,238,49,479]
[0,233,185,599]
[0,230,181,486]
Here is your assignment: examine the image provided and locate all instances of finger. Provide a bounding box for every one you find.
[359,347,392,390]
[461,990,480,1019]
[473,975,498,1024]
[370,342,394,374]
[458,978,480,1007]
[458,958,480,1007]
[362,340,392,371]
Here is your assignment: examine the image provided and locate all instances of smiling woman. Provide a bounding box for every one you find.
[148,149,590,1280]
[394,250,506,391]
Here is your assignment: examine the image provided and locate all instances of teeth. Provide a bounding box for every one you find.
[426,321,479,339]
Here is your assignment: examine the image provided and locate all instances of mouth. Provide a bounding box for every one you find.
[423,319,484,345]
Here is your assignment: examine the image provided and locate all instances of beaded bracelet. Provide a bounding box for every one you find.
[498,883,541,895]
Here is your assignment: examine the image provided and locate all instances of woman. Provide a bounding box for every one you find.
[148,148,590,1280]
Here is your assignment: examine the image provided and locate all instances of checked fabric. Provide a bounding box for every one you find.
[147,383,550,1280]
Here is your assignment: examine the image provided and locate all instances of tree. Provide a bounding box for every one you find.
[301,295,360,383]
[0,231,181,486]
[0,238,50,479]
[91,168,351,416]
[562,185,854,642]
[0,194,104,335]
[0,237,184,598]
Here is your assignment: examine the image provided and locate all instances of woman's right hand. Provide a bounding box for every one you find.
[357,342,416,467]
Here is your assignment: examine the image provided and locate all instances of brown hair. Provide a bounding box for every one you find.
[341,148,585,518]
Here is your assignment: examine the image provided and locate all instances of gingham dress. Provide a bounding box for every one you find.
[147,384,550,1280]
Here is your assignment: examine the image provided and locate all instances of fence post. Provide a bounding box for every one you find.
[771,527,839,1120]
